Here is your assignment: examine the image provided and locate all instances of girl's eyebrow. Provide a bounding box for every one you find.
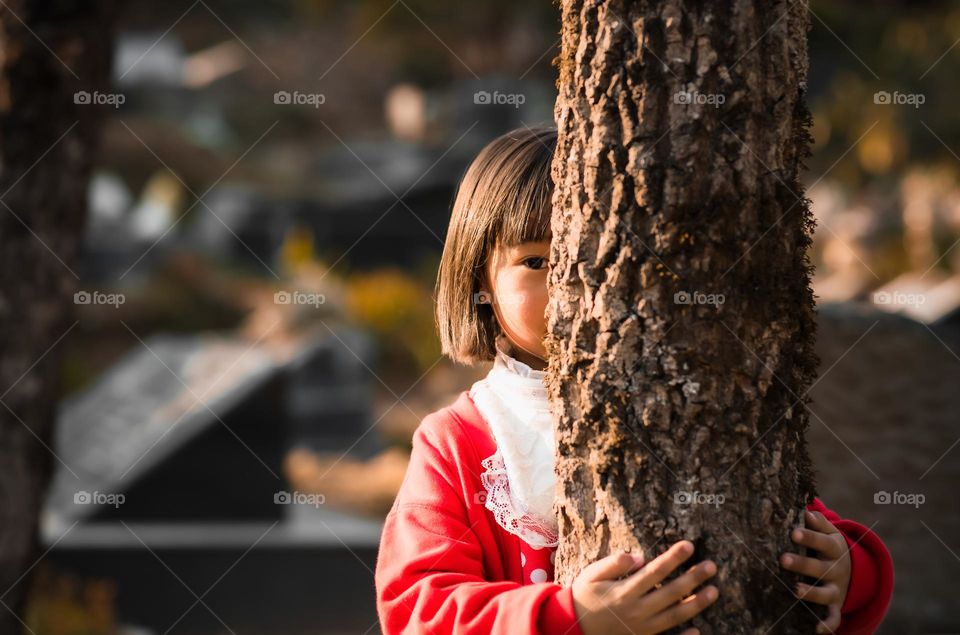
[513,240,551,250]
[509,244,549,258]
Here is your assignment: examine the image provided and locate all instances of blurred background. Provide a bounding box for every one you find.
[12,0,960,633]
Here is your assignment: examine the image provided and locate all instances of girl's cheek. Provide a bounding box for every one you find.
[500,292,537,327]
[498,289,528,313]
[522,295,549,330]
[498,273,548,328]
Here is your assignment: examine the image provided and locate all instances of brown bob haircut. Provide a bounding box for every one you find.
[435,124,557,366]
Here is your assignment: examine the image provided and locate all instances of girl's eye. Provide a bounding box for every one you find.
[522,256,546,270]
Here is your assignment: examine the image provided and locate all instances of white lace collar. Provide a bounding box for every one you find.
[469,343,558,548]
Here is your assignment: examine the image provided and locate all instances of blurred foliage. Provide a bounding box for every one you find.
[252,0,559,87]
[24,565,115,635]
[279,224,318,272]
[807,1,960,186]
[345,267,441,377]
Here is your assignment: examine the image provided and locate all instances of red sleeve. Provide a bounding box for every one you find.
[805,498,894,634]
[375,415,585,635]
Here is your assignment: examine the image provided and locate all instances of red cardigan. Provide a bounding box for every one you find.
[375,390,894,634]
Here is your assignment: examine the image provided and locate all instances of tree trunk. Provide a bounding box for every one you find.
[0,2,116,632]
[546,1,820,632]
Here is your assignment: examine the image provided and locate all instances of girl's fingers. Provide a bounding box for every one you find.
[790,528,844,560]
[640,559,718,616]
[806,510,840,534]
[621,540,695,597]
[816,603,842,633]
[582,550,646,582]
[780,552,832,581]
[644,585,719,634]
[794,581,839,606]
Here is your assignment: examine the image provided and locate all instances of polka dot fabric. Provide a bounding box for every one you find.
[519,539,556,584]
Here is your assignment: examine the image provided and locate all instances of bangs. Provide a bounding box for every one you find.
[493,172,553,248]
[485,131,555,250]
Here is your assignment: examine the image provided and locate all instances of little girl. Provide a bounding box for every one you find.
[374,126,894,635]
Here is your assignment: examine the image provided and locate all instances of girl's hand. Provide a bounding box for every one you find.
[571,540,719,635]
[780,510,852,634]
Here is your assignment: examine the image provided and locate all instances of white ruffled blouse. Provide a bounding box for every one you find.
[469,344,559,549]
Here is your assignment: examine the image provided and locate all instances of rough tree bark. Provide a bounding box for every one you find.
[545,1,820,632]
[0,2,116,632]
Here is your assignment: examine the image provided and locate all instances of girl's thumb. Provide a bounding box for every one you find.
[581,550,646,582]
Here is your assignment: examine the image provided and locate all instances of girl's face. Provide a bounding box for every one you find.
[481,238,551,371]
